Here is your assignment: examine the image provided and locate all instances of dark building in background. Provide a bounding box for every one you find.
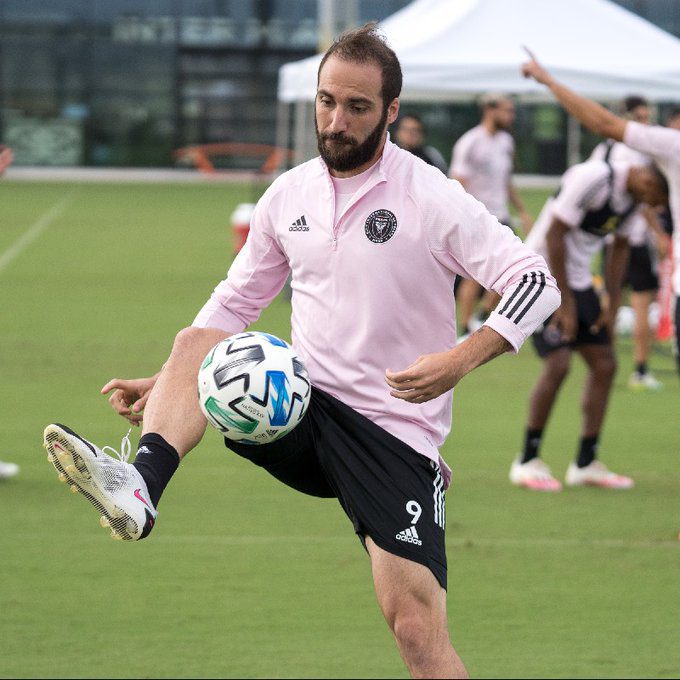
[0,0,409,167]
[0,0,677,170]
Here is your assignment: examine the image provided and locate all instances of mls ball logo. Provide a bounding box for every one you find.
[365,209,397,244]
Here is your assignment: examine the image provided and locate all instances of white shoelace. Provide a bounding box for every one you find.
[102,429,133,463]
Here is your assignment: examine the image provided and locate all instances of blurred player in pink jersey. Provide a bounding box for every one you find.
[449,94,534,337]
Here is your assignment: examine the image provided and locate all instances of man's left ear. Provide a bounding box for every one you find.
[388,99,400,125]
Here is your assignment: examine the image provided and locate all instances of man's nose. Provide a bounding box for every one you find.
[328,107,349,133]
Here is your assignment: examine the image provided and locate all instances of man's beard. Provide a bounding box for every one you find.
[316,107,388,173]
[493,114,512,132]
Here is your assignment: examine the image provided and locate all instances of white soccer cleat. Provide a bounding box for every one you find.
[565,460,634,489]
[509,457,562,492]
[43,424,157,540]
[628,371,662,392]
[0,460,20,479]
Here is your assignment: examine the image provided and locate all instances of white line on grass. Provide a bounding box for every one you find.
[0,190,77,275]
[150,534,679,550]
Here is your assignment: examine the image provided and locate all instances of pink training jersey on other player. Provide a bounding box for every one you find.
[448,125,515,222]
[193,139,560,487]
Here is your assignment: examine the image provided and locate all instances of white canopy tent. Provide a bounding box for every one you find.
[277,0,680,165]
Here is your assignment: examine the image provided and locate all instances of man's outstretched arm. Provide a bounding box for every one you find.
[521,48,627,142]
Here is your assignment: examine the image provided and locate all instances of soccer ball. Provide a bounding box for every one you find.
[615,305,635,337]
[197,331,311,444]
[648,302,660,332]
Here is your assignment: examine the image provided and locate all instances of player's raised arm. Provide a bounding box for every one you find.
[521,48,627,142]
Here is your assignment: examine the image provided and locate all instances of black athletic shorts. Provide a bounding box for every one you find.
[224,387,448,589]
[532,286,609,357]
[626,245,658,293]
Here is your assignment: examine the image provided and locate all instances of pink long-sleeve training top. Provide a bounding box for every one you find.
[193,139,560,487]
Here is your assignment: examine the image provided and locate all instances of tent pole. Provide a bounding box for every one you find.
[304,102,316,161]
[318,0,335,51]
[275,101,290,170]
[294,99,308,166]
[566,115,582,167]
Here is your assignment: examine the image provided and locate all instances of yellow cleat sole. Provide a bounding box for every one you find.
[43,424,139,541]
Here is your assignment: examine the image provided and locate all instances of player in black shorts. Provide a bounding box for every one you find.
[623,217,670,390]
[511,153,668,491]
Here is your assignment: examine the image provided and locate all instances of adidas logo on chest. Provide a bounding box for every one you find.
[289,215,309,231]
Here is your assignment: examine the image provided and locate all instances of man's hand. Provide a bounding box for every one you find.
[101,375,160,426]
[385,326,512,404]
[385,351,464,404]
[589,305,615,340]
[520,46,627,142]
[549,297,578,343]
[521,47,554,86]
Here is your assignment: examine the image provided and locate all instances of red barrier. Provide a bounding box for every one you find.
[656,242,674,341]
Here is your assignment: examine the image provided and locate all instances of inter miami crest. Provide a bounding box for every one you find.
[365,209,397,244]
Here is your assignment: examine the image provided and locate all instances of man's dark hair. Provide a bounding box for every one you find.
[396,113,424,129]
[477,92,511,111]
[666,106,680,122]
[623,95,648,113]
[318,22,402,110]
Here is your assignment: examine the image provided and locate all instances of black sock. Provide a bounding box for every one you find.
[521,428,543,464]
[576,435,599,468]
[133,433,180,507]
[635,362,647,376]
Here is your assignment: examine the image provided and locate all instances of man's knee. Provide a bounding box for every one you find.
[392,610,437,663]
[170,326,228,362]
[544,350,571,382]
[592,351,617,382]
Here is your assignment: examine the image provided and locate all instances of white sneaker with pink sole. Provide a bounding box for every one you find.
[509,457,562,492]
[565,460,634,489]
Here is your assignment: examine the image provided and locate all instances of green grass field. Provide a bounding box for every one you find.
[1,180,678,679]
